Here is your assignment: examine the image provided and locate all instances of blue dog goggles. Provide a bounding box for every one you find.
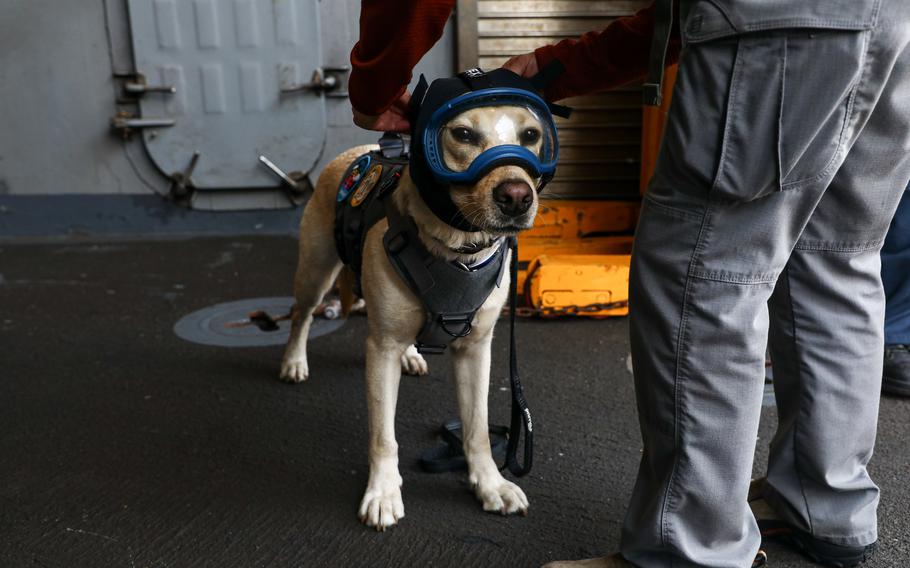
[421,88,559,186]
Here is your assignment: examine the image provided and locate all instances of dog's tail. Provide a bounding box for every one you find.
[337,267,358,317]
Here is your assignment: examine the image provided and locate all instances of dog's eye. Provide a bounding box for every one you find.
[450,127,479,145]
[520,128,541,146]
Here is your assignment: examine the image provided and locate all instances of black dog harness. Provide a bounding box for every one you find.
[333,134,532,476]
[335,139,508,355]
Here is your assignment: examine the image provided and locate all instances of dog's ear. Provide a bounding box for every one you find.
[408,74,430,132]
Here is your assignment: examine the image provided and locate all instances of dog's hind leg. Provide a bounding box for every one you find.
[279,197,342,383]
[451,313,529,516]
[358,335,406,530]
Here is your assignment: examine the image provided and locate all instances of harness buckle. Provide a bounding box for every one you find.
[379,132,408,159]
[416,343,446,355]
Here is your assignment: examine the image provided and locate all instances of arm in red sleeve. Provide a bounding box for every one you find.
[349,0,455,116]
[534,2,681,102]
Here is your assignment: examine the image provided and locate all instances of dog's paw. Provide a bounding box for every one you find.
[279,359,309,383]
[358,484,404,531]
[400,345,429,376]
[472,472,529,516]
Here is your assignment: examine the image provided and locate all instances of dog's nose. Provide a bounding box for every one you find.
[493,181,533,217]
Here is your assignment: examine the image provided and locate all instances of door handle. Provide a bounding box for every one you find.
[280,68,336,94]
[280,67,349,98]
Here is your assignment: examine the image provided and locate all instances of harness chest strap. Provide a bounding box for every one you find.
[382,196,508,355]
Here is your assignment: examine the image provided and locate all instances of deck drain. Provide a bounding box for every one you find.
[174,297,343,347]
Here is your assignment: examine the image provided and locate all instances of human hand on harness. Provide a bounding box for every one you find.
[502,52,539,79]
[352,90,412,133]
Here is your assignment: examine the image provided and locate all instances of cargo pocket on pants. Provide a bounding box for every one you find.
[711,30,866,202]
[711,34,786,202]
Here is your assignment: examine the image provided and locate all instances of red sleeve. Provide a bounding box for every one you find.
[349,0,456,115]
[533,2,681,102]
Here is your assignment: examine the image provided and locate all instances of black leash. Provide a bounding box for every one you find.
[502,237,533,477]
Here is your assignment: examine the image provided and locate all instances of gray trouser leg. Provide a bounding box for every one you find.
[765,250,883,548]
[764,25,910,541]
[620,5,910,566]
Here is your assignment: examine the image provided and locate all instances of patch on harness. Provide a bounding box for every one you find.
[350,163,383,207]
[337,154,371,203]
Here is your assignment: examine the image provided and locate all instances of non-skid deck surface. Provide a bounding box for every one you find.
[0,237,907,567]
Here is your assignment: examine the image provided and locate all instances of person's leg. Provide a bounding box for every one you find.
[882,188,910,396]
[622,9,910,567]
[759,5,910,559]
[883,189,910,345]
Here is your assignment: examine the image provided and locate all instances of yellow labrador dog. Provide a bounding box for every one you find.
[279,101,545,530]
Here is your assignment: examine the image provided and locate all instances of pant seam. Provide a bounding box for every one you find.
[689,268,778,285]
[811,527,878,547]
[644,194,706,223]
[794,238,883,253]
[658,203,714,562]
[784,265,815,534]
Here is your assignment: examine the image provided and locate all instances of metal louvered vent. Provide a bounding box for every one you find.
[458,0,650,199]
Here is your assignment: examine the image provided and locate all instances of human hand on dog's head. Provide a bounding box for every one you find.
[352,90,412,133]
[502,52,539,79]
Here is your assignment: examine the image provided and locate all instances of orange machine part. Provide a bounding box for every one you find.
[526,254,630,317]
[515,65,678,316]
[515,199,636,292]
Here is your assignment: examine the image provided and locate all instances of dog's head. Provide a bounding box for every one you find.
[409,68,562,236]
[439,105,547,234]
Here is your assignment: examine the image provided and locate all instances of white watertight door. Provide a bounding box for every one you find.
[127,0,327,189]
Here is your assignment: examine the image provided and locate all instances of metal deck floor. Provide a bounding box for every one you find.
[0,237,907,568]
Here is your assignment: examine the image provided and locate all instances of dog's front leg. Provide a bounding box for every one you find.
[358,335,406,530]
[452,330,529,516]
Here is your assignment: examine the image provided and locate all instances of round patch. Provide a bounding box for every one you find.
[349,164,383,207]
[337,155,371,203]
[174,297,344,347]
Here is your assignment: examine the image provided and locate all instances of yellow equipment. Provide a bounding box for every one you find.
[515,65,678,318]
[525,254,630,317]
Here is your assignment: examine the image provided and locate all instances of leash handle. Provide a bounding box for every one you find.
[502,237,533,477]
